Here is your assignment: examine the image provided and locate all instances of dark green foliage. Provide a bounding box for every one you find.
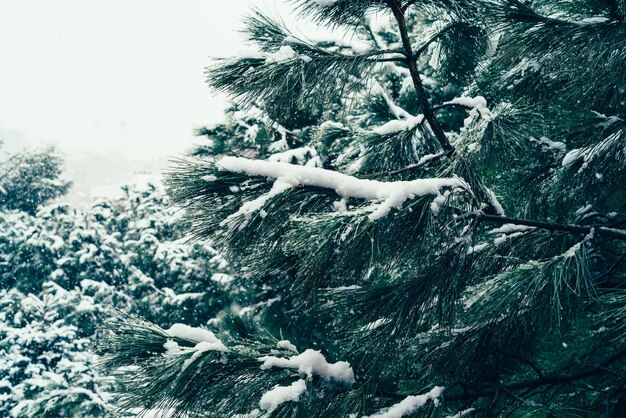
[103,0,626,417]
[427,22,489,85]
[208,45,372,127]
[193,106,278,158]
[293,0,389,26]
[99,313,373,418]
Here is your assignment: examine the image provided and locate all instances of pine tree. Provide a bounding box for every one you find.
[101,0,626,416]
[0,146,71,215]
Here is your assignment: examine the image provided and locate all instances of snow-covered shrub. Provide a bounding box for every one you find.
[0,184,231,328]
[0,147,71,215]
[0,282,110,417]
[0,183,234,416]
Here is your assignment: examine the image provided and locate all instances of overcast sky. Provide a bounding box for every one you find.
[0,0,288,159]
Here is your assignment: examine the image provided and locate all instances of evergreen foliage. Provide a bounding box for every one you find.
[0,282,110,417]
[0,146,71,214]
[0,183,235,416]
[102,1,626,417]
[0,184,231,326]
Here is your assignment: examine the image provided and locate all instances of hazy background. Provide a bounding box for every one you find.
[0,0,289,203]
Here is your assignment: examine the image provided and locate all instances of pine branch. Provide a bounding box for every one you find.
[294,0,389,27]
[495,350,546,381]
[373,56,412,63]
[443,345,626,402]
[432,102,473,112]
[410,22,467,59]
[472,213,626,241]
[363,150,447,177]
[595,252,626,286]
[388,0,454,153]
[364,19,383,49]
[331,47,407,62]
[359,47,407,58]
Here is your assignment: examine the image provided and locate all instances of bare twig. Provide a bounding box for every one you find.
[388,0,454,153]
[470,213,626,242]
[433,102,473,112]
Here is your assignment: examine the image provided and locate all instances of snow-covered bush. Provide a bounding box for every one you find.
[0,282,110,417]
[0,147,71,214]
[0,183,234,416]
[0,184,231,328]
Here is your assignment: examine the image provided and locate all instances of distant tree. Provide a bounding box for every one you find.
[0,146,71,214]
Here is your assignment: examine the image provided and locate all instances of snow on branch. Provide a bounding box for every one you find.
[166,323,223,344]
[259,349,355,384]
[363,386,445,418]
[164,323,228,370]
[445,408,476,418]
[218,157,466,220]
[162,324,353,391]
[373,115,425,135]
[443,95,492,125]
[371,82,413,121]
[259,379,307,412]
[443,95,489,112]
[313,0,339,6]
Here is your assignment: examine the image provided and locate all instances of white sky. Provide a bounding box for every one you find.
[0,0,289,159]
